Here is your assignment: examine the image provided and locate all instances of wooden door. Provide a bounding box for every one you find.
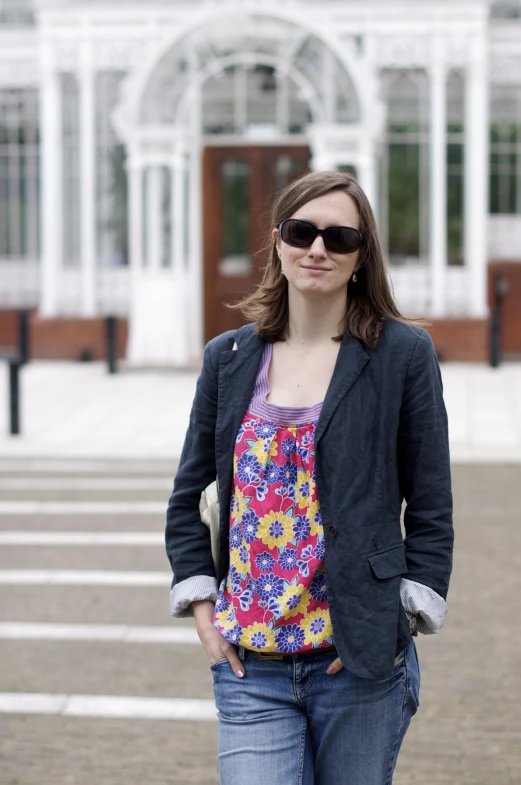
[202,146,310,342]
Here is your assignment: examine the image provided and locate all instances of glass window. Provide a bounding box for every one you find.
[219,160,251,276]
[0,88,40,259]
[489,86,520,215]
[96,72,129,267]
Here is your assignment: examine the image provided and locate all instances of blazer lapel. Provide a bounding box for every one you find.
[315,333,370,445]
[215,324,265,492]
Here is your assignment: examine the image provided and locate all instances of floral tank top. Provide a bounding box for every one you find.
[213,342,334,654]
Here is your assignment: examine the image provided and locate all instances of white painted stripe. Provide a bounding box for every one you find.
[0,531,163,546]
[0,693,217,721]
[0,501,165,515]
[0,478,172,490]
[0,622,199,644]
[0,460,122,473]
[0,570,171,586]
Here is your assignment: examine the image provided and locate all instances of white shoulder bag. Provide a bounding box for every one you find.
[198,340,238,571]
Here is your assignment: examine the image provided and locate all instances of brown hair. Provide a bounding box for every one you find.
[230,170,425,349]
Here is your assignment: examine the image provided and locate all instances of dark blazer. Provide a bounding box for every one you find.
[166,319,453,679]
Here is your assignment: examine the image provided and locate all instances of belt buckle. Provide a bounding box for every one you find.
[256,651,284,660]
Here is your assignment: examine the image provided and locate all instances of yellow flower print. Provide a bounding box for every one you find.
[300,609,333,646]
[307,500,322,536]
[251,438,278,467]
[240,622,276,651]
[230,540,250,574]
[215,605,237,631]
[231,487,247,523]
[257,511,294,549]
[296,470,316,510]
[280,585,310,618]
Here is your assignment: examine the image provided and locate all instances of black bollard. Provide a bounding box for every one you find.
[9,359,21,435]
[18,310,29,365]
[106,315,117,374]
[489,274,509,368]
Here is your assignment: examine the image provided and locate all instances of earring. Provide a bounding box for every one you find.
[352,270,358,283]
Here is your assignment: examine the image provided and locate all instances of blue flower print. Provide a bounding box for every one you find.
[254,422,278,440]
[281,438,296,458]
[255,480,268,502]
[275,624,306,654]
[276,461,298,487]
[215,593,230,614]
[236,424,246,443]
[279,548,298,570]
[255,552,276,572]
[251,629,269,649]
[256,573,285,602]
[223,623,243,645]
[229,566,242,592]
[314,538,325,560]
[265,463,280,485]
[237,454,261,484]
[310,572,328,602]
[296,430,312,462]
[242,511,260,543]
[229,525,242,549]
[293,516,311,542]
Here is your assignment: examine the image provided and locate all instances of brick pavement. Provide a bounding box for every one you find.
[0,461,520,784]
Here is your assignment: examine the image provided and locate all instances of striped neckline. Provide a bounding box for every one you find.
[248,343,323,426]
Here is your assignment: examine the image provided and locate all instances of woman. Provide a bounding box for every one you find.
[166,170,453,785]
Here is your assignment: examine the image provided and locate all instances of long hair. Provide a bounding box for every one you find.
[230,170,424,349]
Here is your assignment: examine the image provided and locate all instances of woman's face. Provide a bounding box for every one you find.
[273,191,360,298]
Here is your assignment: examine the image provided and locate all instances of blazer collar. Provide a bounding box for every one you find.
[315,332,370,444]
[216,323,371,458]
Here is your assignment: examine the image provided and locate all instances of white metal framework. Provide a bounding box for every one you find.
[0,1,520,363]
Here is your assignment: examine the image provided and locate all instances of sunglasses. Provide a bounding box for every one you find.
[279,218,362,255]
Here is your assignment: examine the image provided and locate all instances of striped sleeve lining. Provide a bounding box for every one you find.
[400,578,448,635]
[169,575,218,618]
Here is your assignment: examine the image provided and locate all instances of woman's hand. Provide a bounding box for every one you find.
[192,600,245,678]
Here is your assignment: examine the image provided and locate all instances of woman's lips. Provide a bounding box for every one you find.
[302,266,332,273]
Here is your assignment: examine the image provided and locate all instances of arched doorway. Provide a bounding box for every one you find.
[113,11,383,364]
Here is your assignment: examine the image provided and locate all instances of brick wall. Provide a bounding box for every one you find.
[0,311,128,361]
[426,319,489,362]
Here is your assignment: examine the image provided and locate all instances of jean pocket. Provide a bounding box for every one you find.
[209,657,229,670]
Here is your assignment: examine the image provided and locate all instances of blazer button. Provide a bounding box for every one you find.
[329,525,337,537]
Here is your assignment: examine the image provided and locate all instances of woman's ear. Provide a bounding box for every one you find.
[272,227,281,256]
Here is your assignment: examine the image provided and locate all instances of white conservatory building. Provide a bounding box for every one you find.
[1,0,521,363]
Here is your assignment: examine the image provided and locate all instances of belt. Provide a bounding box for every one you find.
[239,644,337,661]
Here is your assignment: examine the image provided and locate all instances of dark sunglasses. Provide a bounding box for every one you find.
[279,218,362,255]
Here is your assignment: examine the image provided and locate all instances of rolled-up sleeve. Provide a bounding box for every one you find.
[397,330,454,601]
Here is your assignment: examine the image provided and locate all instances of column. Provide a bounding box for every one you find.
[464,37,489,318]
[358,152,378,216]
[171,151,186,272]
[127,157,144,279]
[146,166,162,270]
[429,41,448,317]
[79,38,96,316]
[39,46,62,317]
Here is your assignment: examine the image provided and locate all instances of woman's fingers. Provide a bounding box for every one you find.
[223,645,245,678]
[326,656,344,675]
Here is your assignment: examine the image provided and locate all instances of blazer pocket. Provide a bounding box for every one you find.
[366,543,407,579]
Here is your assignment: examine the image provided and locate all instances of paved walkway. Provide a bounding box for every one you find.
[1,359,521,461]
[0,459,519,784]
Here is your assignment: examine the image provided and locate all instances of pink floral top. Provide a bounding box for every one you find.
[213,343,334,654]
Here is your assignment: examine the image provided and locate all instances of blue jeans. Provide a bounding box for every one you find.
[211,640,420,785]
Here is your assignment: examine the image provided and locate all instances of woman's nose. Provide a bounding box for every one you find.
[308,235,327,258]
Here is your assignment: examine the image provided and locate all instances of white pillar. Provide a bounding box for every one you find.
[172,152,186,272]
[146,166,162,270]
[79,39,96,316]
[464,36,489,318]
[188,85,203,356]
[358,152,378,215]
[429,43,448,317]
[127,157,144,279]
[39,48,62,317]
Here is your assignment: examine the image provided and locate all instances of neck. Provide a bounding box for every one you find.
[285,287,347,346]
